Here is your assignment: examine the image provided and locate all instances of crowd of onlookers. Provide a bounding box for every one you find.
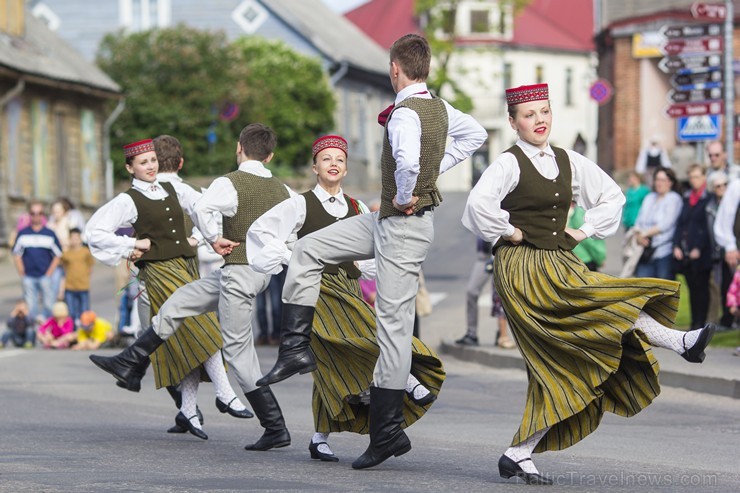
[1,198,114,350]
[625,140,739,334]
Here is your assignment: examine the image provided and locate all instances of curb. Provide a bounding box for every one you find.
[439,341,740,400]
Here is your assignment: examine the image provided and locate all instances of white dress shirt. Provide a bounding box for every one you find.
[85,177,200,266]
[193,160,296,243]
[714,178,740,253]
[462,139,625,245]
[389,82,487,205]
[246,184,375,277]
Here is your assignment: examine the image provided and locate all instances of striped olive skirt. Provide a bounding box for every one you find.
[310,268,446,434]
[139,257,223,389]
[493,245,680,453]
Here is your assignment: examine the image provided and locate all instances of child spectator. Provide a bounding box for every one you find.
[61,228,95,324]
[725,266,740,356]
[1,300,35,348]
[36,301,74,349]
[72,311,114,350]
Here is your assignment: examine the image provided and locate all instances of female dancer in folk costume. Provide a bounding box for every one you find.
[247,135,445,461]
[87,139,251,440]
[462,84,715,485]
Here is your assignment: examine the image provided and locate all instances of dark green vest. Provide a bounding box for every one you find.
[125,181,196,266]
[379,97,448,219]
[297,190,361,279]
[496,145,579,251]
[222,171,290,265]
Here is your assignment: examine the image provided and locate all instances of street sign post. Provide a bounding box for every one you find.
[661,36,723,56]
[661,23,722,38]
[668,86,723,103]
[665,100,723,118]
[671,70,723,87]
[659,54,722,73]
[691,2,727,19]
[677,115,721,141]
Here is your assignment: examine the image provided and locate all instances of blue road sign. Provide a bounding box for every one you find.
[677,114,721,142]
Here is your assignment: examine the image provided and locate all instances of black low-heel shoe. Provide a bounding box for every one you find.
[681,324,716,363]
[175,412,208,440]
[216,397,254,418]
[406,384,437,406]
[309,441,339,462]
[498,455,552,485]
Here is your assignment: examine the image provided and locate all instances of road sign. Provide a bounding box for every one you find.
[661,23,722,38]
[665,100,723,118]
[668,86,723,103]
[661,36,723,56]
[589,79,613,105]
[677,115,721,141]
[659,53,722,73]
[671,69,723,87]
[691,2,727,19]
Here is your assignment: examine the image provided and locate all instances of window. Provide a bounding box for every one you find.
[440,8,455,35]
[470,9,489,34]
[31,99,52,200]
[232,0,268,34]
[119,0,171,31]
[535,65,544,84]
[565,68,573,106]
[503,62,512,92]
[5,97,23,196]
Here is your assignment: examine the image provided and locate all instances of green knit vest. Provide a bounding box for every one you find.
[222,171,290,265]
[379,97,448,219]
[297,190,361,278]
[125,181,196,266]
[496,145,579,251]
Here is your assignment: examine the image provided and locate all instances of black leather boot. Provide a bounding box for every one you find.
[115,358,151,392]
[243,386,291,451]
[256,304,317,386]
[89,327,164,391]
[351,387,411,470]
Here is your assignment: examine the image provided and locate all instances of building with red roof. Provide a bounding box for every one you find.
[346,0,599,188]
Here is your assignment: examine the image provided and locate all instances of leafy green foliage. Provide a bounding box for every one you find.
[97,27,334,179]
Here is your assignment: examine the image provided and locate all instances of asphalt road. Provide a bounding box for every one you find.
[1,347,738,493]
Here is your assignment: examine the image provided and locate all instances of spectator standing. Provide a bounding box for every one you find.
[569,202,607,272]
[634,136,672,184]
[47,198,87,301]
[622,171,651,231]
[454,237,492,346]
[673,165,713,329]
[705,172,734,328]
[634,168,683,280]
[61,228,95,324]
[705,140,740,186]
[1,300,35,348]
[72,311,114,350]
[12,201,62,321]
[37,301,75,348]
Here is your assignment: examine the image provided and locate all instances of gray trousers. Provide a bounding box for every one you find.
[152,265,270,393]
[284,211,434,390]
[465,255,492,336]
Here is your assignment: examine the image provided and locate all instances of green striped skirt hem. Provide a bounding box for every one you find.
[310,269,445,434]
[493,245,680,452]
[140,257,223,389]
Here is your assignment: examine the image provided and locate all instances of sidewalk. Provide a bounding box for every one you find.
[440,340,740,399]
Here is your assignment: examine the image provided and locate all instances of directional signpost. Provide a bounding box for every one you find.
[690,2,727,20]
[661,23,722,38]
[668,86,723,103]
[665,100,723,118]
[661,36,723,56]
[658,53,722,73]
[671,69,722,87]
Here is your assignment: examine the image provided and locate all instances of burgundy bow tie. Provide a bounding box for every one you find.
[377,91,429,127]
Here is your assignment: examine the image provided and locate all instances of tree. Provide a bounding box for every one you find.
[232,37,335,170]
[97,27,335,178]
[415,0,531,113]
[97,26,248,177]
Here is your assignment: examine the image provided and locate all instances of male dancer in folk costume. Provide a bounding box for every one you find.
[88,124,295,451]
[256,34,487,469]
[248,135,445,462]
[463,83,715,484]
[87,138,251,440]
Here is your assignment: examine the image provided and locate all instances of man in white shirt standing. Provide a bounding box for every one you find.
[253,34,487,470]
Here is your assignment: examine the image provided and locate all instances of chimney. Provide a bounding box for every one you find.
[0,0,25,37]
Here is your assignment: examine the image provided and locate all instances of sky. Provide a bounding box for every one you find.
[320,0,369,14]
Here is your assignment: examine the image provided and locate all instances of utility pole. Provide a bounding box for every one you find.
[724,0,734,164]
